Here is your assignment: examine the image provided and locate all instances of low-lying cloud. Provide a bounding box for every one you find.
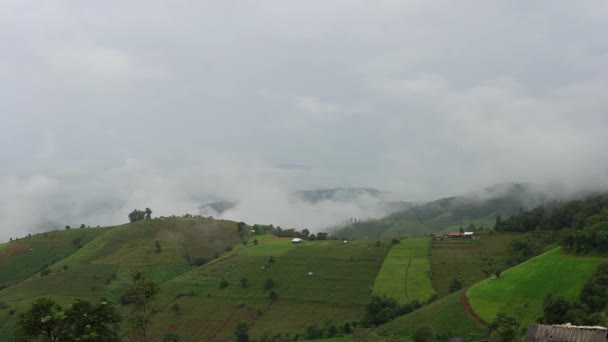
[1,1,608,240]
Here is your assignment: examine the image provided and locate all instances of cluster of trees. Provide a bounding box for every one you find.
[128,208,153,223]
[541,263,608,325]
[15,271,160,342]
[242,223,337,241]
[256,320,359,342]
[495,194,608,254]
[15,298,121,341]
[361,295,423,327]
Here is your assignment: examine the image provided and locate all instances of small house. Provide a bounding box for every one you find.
[463,232,475,239]
[434,234,446,241]
[525,323,607,342]
[448,232,461,239]
[291,238,303,244]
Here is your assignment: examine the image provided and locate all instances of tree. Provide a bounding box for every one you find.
[64,300,121,341]
[253,239,258,245]
[125,271,159,341]
[489,312,518,342]
[15,297,121,342]
[449,279,462,293]
[171,303,180,314]
[219,278,229,289]
[80,224,86,229]
[15,297,70,342]
[240,278,249,288]
[264,278,275,290]
[65,225,71,230]
[144,208,152,220]
[234,321,250,342]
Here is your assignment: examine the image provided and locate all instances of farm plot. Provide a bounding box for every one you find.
[156,238,389,340]
[372,237,435,303]
[467,248,604,326]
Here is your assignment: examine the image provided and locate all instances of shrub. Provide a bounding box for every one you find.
[219,278,229,289]
[264,278,275,290]
[449,279,462,293]
[269,291,278,301]
[40,269,51,276]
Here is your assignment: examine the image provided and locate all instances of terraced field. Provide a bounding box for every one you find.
[467,248,605,326]
[0,218,243,340]
[154,238,388,340]
[372,237,435,303]
[375,290,487,341]
[429,232,527,296]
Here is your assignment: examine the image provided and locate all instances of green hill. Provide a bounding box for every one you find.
[334,183,545,238]
[0,217,243,340]
[0,228,109,287]
[0,218,390,341]
[467,248,605,326]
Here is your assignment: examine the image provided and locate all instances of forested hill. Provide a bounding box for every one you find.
[495,193,608,253]
[333,183,553,238]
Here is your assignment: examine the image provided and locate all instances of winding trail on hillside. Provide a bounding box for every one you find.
[459,290,489,328]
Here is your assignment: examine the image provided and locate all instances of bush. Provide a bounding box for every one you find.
[219,278,229,289]
[269,291,278,301]
[40,269,51,276]
[171,303,180,313]
[449,279,462,293]
[264,278,275,290]
[240,278,249,288]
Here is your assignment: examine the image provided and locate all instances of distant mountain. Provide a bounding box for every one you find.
[332,183,557,238]
[198,187,412,216]
[292,187,386,203]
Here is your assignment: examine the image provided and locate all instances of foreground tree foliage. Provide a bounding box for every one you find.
[15,297,120,342]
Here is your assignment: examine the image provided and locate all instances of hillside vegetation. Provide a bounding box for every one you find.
[467,248,604,326]
[0,228,109,287]
[0,218,391,341]
[0,218,243,340]
[374,290,487,341]
[335,183,544,238]
[372,237,434,303]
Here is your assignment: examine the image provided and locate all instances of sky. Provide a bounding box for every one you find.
[1,1,607,240]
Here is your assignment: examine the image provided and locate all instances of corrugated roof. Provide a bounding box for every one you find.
[525,323,608,342]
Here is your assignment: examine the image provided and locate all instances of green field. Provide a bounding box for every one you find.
[0,218,243,340]
[152,238,388,340]
[0,228,109,285]
[374,290,487,341]
[0,219,390,341]
[430,232,527,296]
[467,248,604,326]
[372,237,435,303]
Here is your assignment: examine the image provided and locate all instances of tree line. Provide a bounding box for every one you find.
[495,193,608,254]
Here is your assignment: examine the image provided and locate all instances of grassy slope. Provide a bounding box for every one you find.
[0,218,242,340]
[467,248,604,326]
[150,238,389,341]
[0,228,109,285]
[372,237,434,303]
[430,232,524,296]
[374,290,487,341]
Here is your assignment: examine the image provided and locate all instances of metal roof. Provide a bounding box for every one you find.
[525,323,608,342]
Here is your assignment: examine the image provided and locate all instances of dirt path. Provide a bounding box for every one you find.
[459,290,489,328]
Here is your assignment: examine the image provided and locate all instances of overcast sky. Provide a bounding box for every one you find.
[1,1,607,240]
